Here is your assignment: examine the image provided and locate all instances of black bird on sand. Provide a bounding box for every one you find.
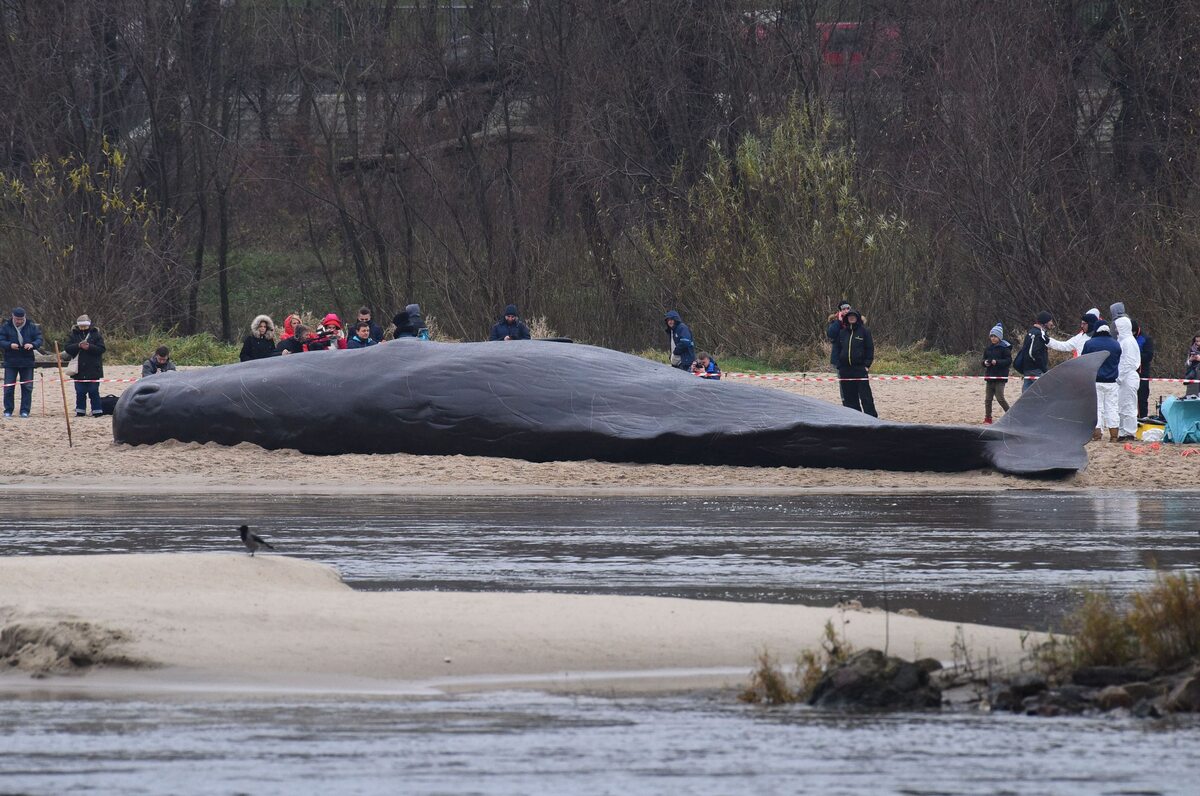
[238,524,275,557]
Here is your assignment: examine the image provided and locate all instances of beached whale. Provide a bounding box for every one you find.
[112,342,1104,477]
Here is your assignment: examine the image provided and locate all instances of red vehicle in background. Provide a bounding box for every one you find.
[743,15,902,83]
[816,22,901,81]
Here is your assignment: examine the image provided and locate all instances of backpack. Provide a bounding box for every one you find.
[1012,337,1028,375]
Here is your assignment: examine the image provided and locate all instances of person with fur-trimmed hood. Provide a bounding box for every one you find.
[829,308,877,416]
[239,314,278,361]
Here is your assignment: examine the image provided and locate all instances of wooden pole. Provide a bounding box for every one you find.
[40,370,45,417]
[53,342,72,448]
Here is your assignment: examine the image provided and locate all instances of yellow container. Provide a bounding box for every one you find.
[1136,422,1165,440]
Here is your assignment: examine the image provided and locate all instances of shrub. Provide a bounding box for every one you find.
[739,651,795,705]
[644,103,924,355]
[1128,571,1200,670]
[102,333,240,366]
[1065,592,1136,668]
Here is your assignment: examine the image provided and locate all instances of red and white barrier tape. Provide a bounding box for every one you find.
[5,371,1200,389]
[715,372,1200,384]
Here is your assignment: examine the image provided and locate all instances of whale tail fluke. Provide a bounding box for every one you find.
[987,351,1105,476]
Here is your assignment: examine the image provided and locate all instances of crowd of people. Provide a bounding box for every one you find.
[814,300,1169,438]
[0,299,1192,435]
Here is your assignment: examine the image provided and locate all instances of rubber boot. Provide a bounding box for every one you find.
[1109,428,1119,443]
[1091,428,1102,442]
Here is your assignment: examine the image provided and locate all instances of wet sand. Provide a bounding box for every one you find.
[0,553,1040,694]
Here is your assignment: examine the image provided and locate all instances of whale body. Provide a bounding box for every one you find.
[113,342,1104,477]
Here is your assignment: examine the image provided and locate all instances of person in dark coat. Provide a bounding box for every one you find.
[141,346,177,377]
[1132,320,1154,418]
[276,325,312,355]
[489,304,532,341]
[64,315,106,417]
[982,323,1011,424]
[240,314,278,362]
[1082,324,1122,442]
[0,307,43,418]
[354,306,384,342]
[1015,311,1054,393]
[663,310,695,370]
[825,301,852,367]
[829,308,877,416]
[392,303,430,340]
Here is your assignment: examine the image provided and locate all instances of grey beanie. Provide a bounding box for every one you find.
[989,323,1003,338]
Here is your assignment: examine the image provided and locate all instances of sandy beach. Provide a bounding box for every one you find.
[0,553,1040,694]
[0,364,1195,494]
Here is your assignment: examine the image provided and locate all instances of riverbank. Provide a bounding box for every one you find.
[0,553,1039,695]
[0,365,1193,493]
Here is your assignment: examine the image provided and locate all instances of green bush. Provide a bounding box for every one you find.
[644,103,927,355]
[101,333,240,366]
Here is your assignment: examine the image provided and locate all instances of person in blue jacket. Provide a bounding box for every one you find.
[347,321,379,349]
[1082,323,1122,442]
[828,308,876,416]
[489,304,532,341]
[692,351,721,380]
[664,310,695,370]
[0,307,43,418]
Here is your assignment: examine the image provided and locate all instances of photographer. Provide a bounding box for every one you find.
[825,301,852,367]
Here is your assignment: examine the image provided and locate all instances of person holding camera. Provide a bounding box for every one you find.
[63,314,106,417]
[1,307,43,418]
[826,302,852,387]
[981,323,1012,424]
[1013,311,1054,393]
[828,306,877,416]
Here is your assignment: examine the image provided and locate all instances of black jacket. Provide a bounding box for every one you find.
[489,318,531,341]
[275,337,307,355]
[1016,327,1049,373]
[830,320,874,376]
[64,327,106,380]
[0,319,44,368]
[240,335,277,361]
[982,341,1012,379]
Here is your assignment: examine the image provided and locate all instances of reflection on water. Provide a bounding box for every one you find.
[1,689,1197,796]
[0,491,1197,628]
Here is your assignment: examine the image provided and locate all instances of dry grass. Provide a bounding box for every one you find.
[738,650,795,705]
[1038,571,1200,675]
[1129,571,1200,669]
[1066,592,1137,668]
[739,620,855,705]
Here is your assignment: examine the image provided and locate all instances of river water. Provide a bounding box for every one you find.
[2,490,1198,794]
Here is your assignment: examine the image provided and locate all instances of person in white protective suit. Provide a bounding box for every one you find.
[1114,316,1141,441]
